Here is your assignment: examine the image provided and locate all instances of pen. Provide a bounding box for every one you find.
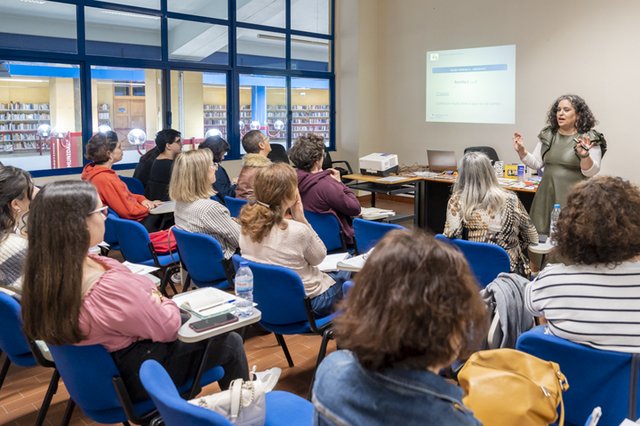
[198,299,236,313]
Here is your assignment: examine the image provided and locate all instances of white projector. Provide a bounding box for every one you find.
[359,153,399,176]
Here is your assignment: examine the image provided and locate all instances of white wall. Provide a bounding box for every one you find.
[365,0,640,181]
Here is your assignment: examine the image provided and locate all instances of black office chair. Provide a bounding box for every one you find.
[464,146,500,164]
[322,147,354,183]
[267,144,290,164]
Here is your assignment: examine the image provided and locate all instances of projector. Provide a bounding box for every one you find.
[359,153,399,176]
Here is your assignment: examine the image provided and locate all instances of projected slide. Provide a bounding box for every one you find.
[426,44,515,124]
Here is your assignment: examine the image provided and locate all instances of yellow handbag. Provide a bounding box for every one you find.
[458,349,569,426]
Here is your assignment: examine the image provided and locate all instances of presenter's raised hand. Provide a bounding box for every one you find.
[513,132,526,158]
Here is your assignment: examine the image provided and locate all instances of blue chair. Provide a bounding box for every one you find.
[304,210,346,253]
[173,227,231,291]
[232,255,335,369]
[103,209,120,253]
[0,292,59,426]
[118,175,145,195]
[517,326,640,426]
[352,218,405,254]
[435,234,510,288]
[224,196,248,218]
[140,360,314,426]
[49,343,224,426]
[111,216,181,295]
[342,280,354,296]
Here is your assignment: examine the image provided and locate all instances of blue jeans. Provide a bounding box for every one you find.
[310,270,351,317]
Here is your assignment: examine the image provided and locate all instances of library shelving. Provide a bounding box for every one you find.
[267,104,287,139]
[98,104,111,127]
[204,104,252,138]
[291,104,330,140]
[0,102,50,153]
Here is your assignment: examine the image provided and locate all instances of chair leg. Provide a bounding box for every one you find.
[307,329,334,400]
[0,355,11,391]
[60,399,75,426]
[182,274,192,293]
[274,334,294,367]
[34,369,60,426]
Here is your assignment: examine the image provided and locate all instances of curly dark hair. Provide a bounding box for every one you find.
[554,176,640,265]
[334,229,488,371]
[85,131,119,164]
[546,94,597,134]
[288,133,325,172]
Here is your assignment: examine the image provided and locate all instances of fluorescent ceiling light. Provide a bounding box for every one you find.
[101,10,160,20]
[0,78,48,83]
[20,0,47,4]
[257,34,328,46]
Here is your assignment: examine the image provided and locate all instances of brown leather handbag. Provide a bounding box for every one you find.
[458,349,569,426]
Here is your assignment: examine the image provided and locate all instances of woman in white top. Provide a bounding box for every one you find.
[239,162,344,316]
[525,176,640,353]
[513,94,607,235]
[0,166,36,291]
[170,149,240,263]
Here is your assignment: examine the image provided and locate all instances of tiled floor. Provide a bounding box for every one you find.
[0,197,413,425]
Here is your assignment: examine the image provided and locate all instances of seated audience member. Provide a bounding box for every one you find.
[313,229,486,425]
[145,129,182,201]
[0,166,35,292]
[133,146,159,188]
[21,180,251,401]
[198,135,236,199]
[444,152,538,276]
[81,131,163,232]
[526,176,640,352]
[288,133,361,245]
[239,163,345,316]
[170,150,240,272]
[235,130,272,200]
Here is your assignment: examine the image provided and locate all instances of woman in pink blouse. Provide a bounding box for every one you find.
[21,180,249,401]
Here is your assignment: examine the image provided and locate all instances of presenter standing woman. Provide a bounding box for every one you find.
[513,94,607,235]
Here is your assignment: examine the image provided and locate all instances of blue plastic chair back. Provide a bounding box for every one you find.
[111,216,154,264]
[232,255,309,327]
[517,326,639,426]
[140,360,232,426]
[352,218,405,254]
[435,234,510,288]
[304,211,345,252]
[224,196,248,218]
[0,292,36,367]
[342,280,354,296]
[119,175,145,195]
[173,227,229,289]
[104,212,120,247]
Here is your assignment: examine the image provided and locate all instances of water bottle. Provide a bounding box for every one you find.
[234,262,254,317]
[548,203,561,244]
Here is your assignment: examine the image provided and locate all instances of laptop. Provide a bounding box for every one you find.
[427,150,457,172]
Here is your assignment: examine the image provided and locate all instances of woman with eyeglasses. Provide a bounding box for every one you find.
[199,135,236,200]
[170,150,240,275]
[0,165,36,292]
[21,180,250,402]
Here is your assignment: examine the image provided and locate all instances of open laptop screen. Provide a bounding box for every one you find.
[427,150,457,172]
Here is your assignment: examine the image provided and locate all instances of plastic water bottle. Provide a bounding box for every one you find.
[234,262,254,317]
[549,203,561,244]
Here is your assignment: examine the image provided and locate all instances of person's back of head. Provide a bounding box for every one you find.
[239,162,298,243]
[22,180,100,345]
[554,176,640,266]
[86,131,119,164]
[169,150,215,203]
[334,229,487,372]
[242,130,267,155]
[288,133,325,172]
[155,128,181,153]
[0,166,34,240]
[454,151,507,222]
[199,135,230,163]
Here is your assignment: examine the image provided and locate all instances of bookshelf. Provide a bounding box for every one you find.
[267,104,287,139]
[291,104,330,140]
[0,102,50,153]
[98,103,111,127]
[203,104,252,138]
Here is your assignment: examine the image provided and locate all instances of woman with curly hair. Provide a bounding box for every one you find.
[525,176,640,352]
[313,229,487,425]
[513,94,607,235]
[239,162,345,316]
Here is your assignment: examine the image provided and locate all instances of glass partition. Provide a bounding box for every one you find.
[291,77,330,146]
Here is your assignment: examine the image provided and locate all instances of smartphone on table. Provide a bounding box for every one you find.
[189,313,239,332]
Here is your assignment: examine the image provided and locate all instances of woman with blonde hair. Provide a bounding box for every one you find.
[170,149,240,263]
[239,162,344,316]
[444,151,538,276]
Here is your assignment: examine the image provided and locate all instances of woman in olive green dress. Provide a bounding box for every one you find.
[513,94,607,235]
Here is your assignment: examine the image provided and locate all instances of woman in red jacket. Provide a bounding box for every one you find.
[81,131,163,232]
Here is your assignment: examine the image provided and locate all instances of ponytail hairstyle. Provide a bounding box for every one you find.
[22,180,99,344]
[239,163,298,243]
[0,166,34,241]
